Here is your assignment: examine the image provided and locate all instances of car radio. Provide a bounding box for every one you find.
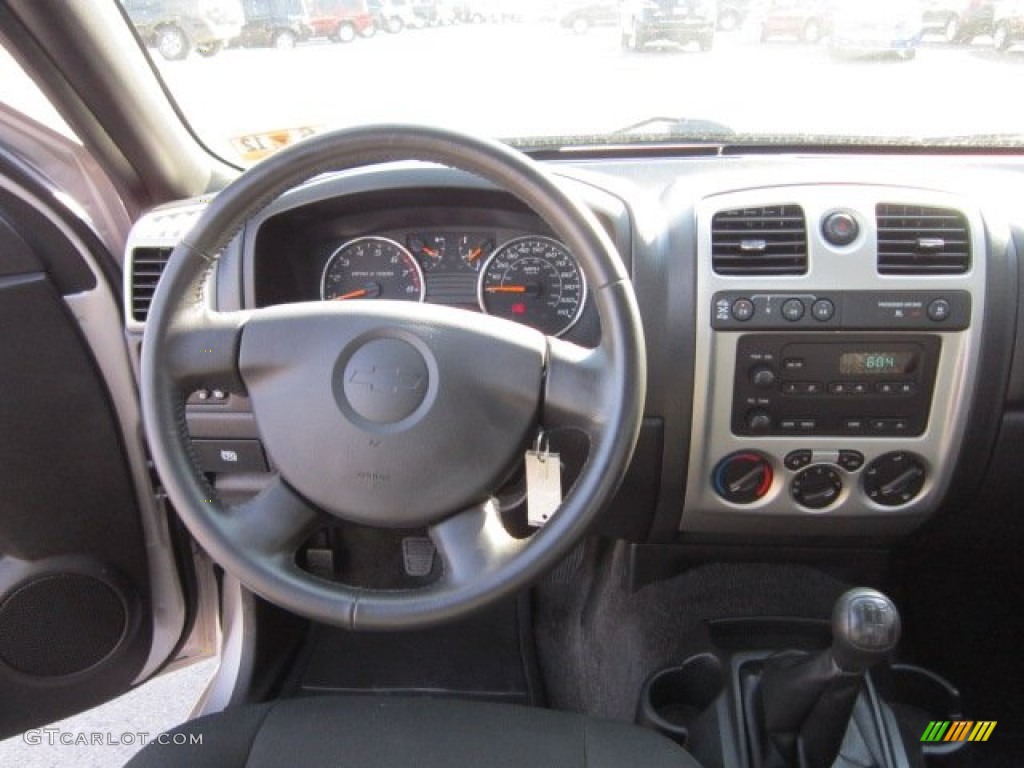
[731,334,941,437]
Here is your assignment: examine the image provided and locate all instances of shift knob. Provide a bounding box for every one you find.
[831,587,901,673]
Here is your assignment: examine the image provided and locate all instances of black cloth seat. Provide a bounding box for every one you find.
[126,695,702,767]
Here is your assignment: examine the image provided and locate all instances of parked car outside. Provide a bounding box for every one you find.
[368,0,418,31]
[560,2,619,34]
[121,0,244,59]
[758,0,832,43]
[620,0,718,51]
[830,0,923,59]
[921,0,994,42]
[235,0,313,48]
[717,0,753,30]
[992,0,1024,48]
[308,0,377,40]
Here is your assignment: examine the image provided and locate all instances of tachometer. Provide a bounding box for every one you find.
[321,236,425,302]
[478,236,585,336]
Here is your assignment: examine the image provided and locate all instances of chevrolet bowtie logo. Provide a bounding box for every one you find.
[348,366,425,395]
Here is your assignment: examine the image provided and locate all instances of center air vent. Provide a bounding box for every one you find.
[711,205,807,275]
[876,204,970,275]
[129,247,172,322]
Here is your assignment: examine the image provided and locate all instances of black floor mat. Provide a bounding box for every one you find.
[288,595,541,705]
[533,547,850,722]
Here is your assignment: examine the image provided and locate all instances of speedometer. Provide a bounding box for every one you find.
[478,236,585,337]
[321,236,425,302]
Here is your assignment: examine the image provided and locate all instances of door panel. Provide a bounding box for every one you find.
[0,164,179,736]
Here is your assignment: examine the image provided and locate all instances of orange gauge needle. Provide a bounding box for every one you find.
[485,285,527,293]
[421,246,440,258]
[466,247,483,263]
[333,288,369,301]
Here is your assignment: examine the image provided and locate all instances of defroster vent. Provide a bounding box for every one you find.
[129,247,172,322]
[712,205,807,275]
[876,204,970,275]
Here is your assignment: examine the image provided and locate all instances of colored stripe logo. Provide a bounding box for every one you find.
[921,721,997,742]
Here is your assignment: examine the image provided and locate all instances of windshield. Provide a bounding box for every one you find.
[118,0,1024,164]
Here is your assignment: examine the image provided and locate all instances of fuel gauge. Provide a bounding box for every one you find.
[407,234,447,271]
[458,234,493,272]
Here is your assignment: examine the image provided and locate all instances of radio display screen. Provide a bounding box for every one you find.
[839,351,918,376]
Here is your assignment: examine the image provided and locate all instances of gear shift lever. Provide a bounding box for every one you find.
[758,589,901,768]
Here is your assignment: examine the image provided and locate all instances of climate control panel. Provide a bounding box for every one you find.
[712,450,928,511]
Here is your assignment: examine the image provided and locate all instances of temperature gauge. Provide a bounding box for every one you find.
[458,234,492,271]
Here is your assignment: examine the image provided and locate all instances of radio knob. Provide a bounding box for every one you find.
[751,365,777,389]
[746,409,773,432]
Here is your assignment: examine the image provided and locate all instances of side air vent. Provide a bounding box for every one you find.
[711,205,808,275]
[876,204,970,275]
[129,247,172,322]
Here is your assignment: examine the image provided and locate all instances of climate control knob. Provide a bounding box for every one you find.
[863,452,926,506]
[792,465,843,509]
[713,452,774,505]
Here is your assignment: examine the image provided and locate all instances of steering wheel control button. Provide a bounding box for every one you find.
[781,298,805,321]
[863,452,927,506]
[192,440,269,473]
[732,298,755,321]
[821,211,860,246]
[713,452,773,504]
[927,298,951,322]
[791,465,843,510]
[837,450,865,472]
[784,450,813,471]
[341,339,429,425]
[811,299,836,321]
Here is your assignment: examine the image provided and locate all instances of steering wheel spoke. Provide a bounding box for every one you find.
[164,307,249,393]
[429,500,527,588]
[543,336,610,437]
[226,475,324,559]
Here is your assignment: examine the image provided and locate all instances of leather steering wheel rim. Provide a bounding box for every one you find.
[141,125,646,630]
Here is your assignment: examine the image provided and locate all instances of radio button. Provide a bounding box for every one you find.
[798,419,817,430]
[782,298,805,321]
[850,382,870,395]
[783,358,805,371]
[811,299,836,321]
[829,382,850,395]
[876,382,898,395]
[732,298,755,321]
[843,418,866,431]
[897,382,917,395]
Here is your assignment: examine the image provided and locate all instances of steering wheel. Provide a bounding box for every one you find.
[141,125,646,630]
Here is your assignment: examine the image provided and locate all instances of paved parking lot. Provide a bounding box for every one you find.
[150,22,1024,164]
[0,659,216,768]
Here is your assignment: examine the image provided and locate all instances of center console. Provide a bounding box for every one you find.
[682,186,986,535]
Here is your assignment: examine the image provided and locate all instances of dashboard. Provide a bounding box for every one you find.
[123,154,1024,543]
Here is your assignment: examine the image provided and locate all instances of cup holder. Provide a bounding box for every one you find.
[636,653,725,748]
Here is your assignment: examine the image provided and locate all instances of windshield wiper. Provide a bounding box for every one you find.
[613,116,735,138]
